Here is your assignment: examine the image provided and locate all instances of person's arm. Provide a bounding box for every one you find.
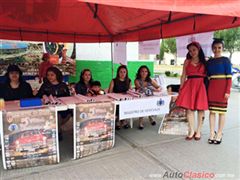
[224,58,232,99]
[38,63,44,83]
[151,79,161,92]
[58,83,70,97]
[128,79,132,90]
[108,80,114,93]
[134,79,141,91]
[64,84,70,97]
[36,83,45,98]
[75,83,87,95]
[180,60,188,89]
[25,82,33,98]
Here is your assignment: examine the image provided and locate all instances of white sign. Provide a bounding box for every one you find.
[119,96,171,120]
[113,42,127,65]
[139,39,160,54]
[176,32,213,57]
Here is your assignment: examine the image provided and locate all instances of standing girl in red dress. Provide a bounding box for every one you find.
[176,42,208,140]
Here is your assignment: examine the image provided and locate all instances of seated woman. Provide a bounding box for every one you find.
[36,66,70,140]
[108,65,132,130]
[75,69,93,95]
[2,65,33,101]
[134,65,161,130]
[36,67,70,98]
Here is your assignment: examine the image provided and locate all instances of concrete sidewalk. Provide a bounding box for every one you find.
[0,90,239,180]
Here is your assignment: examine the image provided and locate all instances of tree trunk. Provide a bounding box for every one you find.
[174,53,177,65]
[229,51,233,61]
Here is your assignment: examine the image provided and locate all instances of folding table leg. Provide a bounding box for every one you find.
[130,118,133,128]
[158,114,166,134]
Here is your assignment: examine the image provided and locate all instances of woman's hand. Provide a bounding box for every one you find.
[33,88,38,96]
[154,87,162,92]
[224,93,230,99]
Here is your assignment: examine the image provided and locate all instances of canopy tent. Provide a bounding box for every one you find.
[0,0,240,43]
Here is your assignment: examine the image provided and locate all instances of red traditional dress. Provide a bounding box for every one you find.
[176,60,208,110]
[206,57,232,114]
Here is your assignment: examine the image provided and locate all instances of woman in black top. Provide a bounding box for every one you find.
[37,67,70,98]
[75,69,93,95]
[2,65,33,101]
[108,65,132,129]
[108,65,131,93]
[36,66,70,140]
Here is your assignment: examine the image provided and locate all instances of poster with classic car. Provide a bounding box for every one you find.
[75,102,115,159]
[0,107,59,169]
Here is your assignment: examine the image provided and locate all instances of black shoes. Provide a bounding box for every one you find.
[208,131,216,144]
[123,124,129,129]
[138,120,156,130]
[214,133,223,145]
[116,121,129,130]
[214,138,222,144]
[151,121,156,126]
[208,132,223,145]
[208,138,214,144]
[115,125,121,130]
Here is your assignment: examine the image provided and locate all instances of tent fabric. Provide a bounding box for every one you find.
[81,0,240,17]
[0,0,239,43]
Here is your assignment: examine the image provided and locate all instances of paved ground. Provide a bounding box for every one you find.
[0,78,239,180]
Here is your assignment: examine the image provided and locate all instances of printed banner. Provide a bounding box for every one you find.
[75,102,115,159]
[139,39,160,54]
[1,107,58,169]
[0,40,76,76]
[119,96,171,120]
[159,101,188,135]
[113,42,127,65]
[160,119,188,135]
[176,32,213,57]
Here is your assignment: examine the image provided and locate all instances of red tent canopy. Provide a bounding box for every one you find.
[0,0,239,42]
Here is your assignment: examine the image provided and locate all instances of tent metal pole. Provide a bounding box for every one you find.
[111,42,114,79]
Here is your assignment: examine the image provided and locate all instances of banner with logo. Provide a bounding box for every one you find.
[139,39,160,54]
[0,107,58,169]
[113,42,127,65]
[119,96,171,120]
[176,32,213,58]
[75,102,115,159]
[0,40,76,76]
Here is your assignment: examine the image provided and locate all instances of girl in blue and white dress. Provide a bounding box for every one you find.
[134,65,161,130]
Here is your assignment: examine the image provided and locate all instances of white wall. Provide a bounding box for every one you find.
[76,42,154,62]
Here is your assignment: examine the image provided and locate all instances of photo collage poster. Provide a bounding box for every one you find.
[75,102,115,159]
[0,40,76,77]
[159,101,188,135]
[1,107,58,169]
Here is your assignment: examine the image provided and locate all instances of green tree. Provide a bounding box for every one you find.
[164,38,177,64]
[156,38,177,64]
[156,40,165,64]
[214,27,240,60]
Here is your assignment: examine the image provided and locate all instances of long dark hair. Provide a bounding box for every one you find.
[136,65,152,82]
[5,64,23,84]
[46,66,63,83]
[115,65,130,84]
[187,42,206,67]
[79,69,93,84]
